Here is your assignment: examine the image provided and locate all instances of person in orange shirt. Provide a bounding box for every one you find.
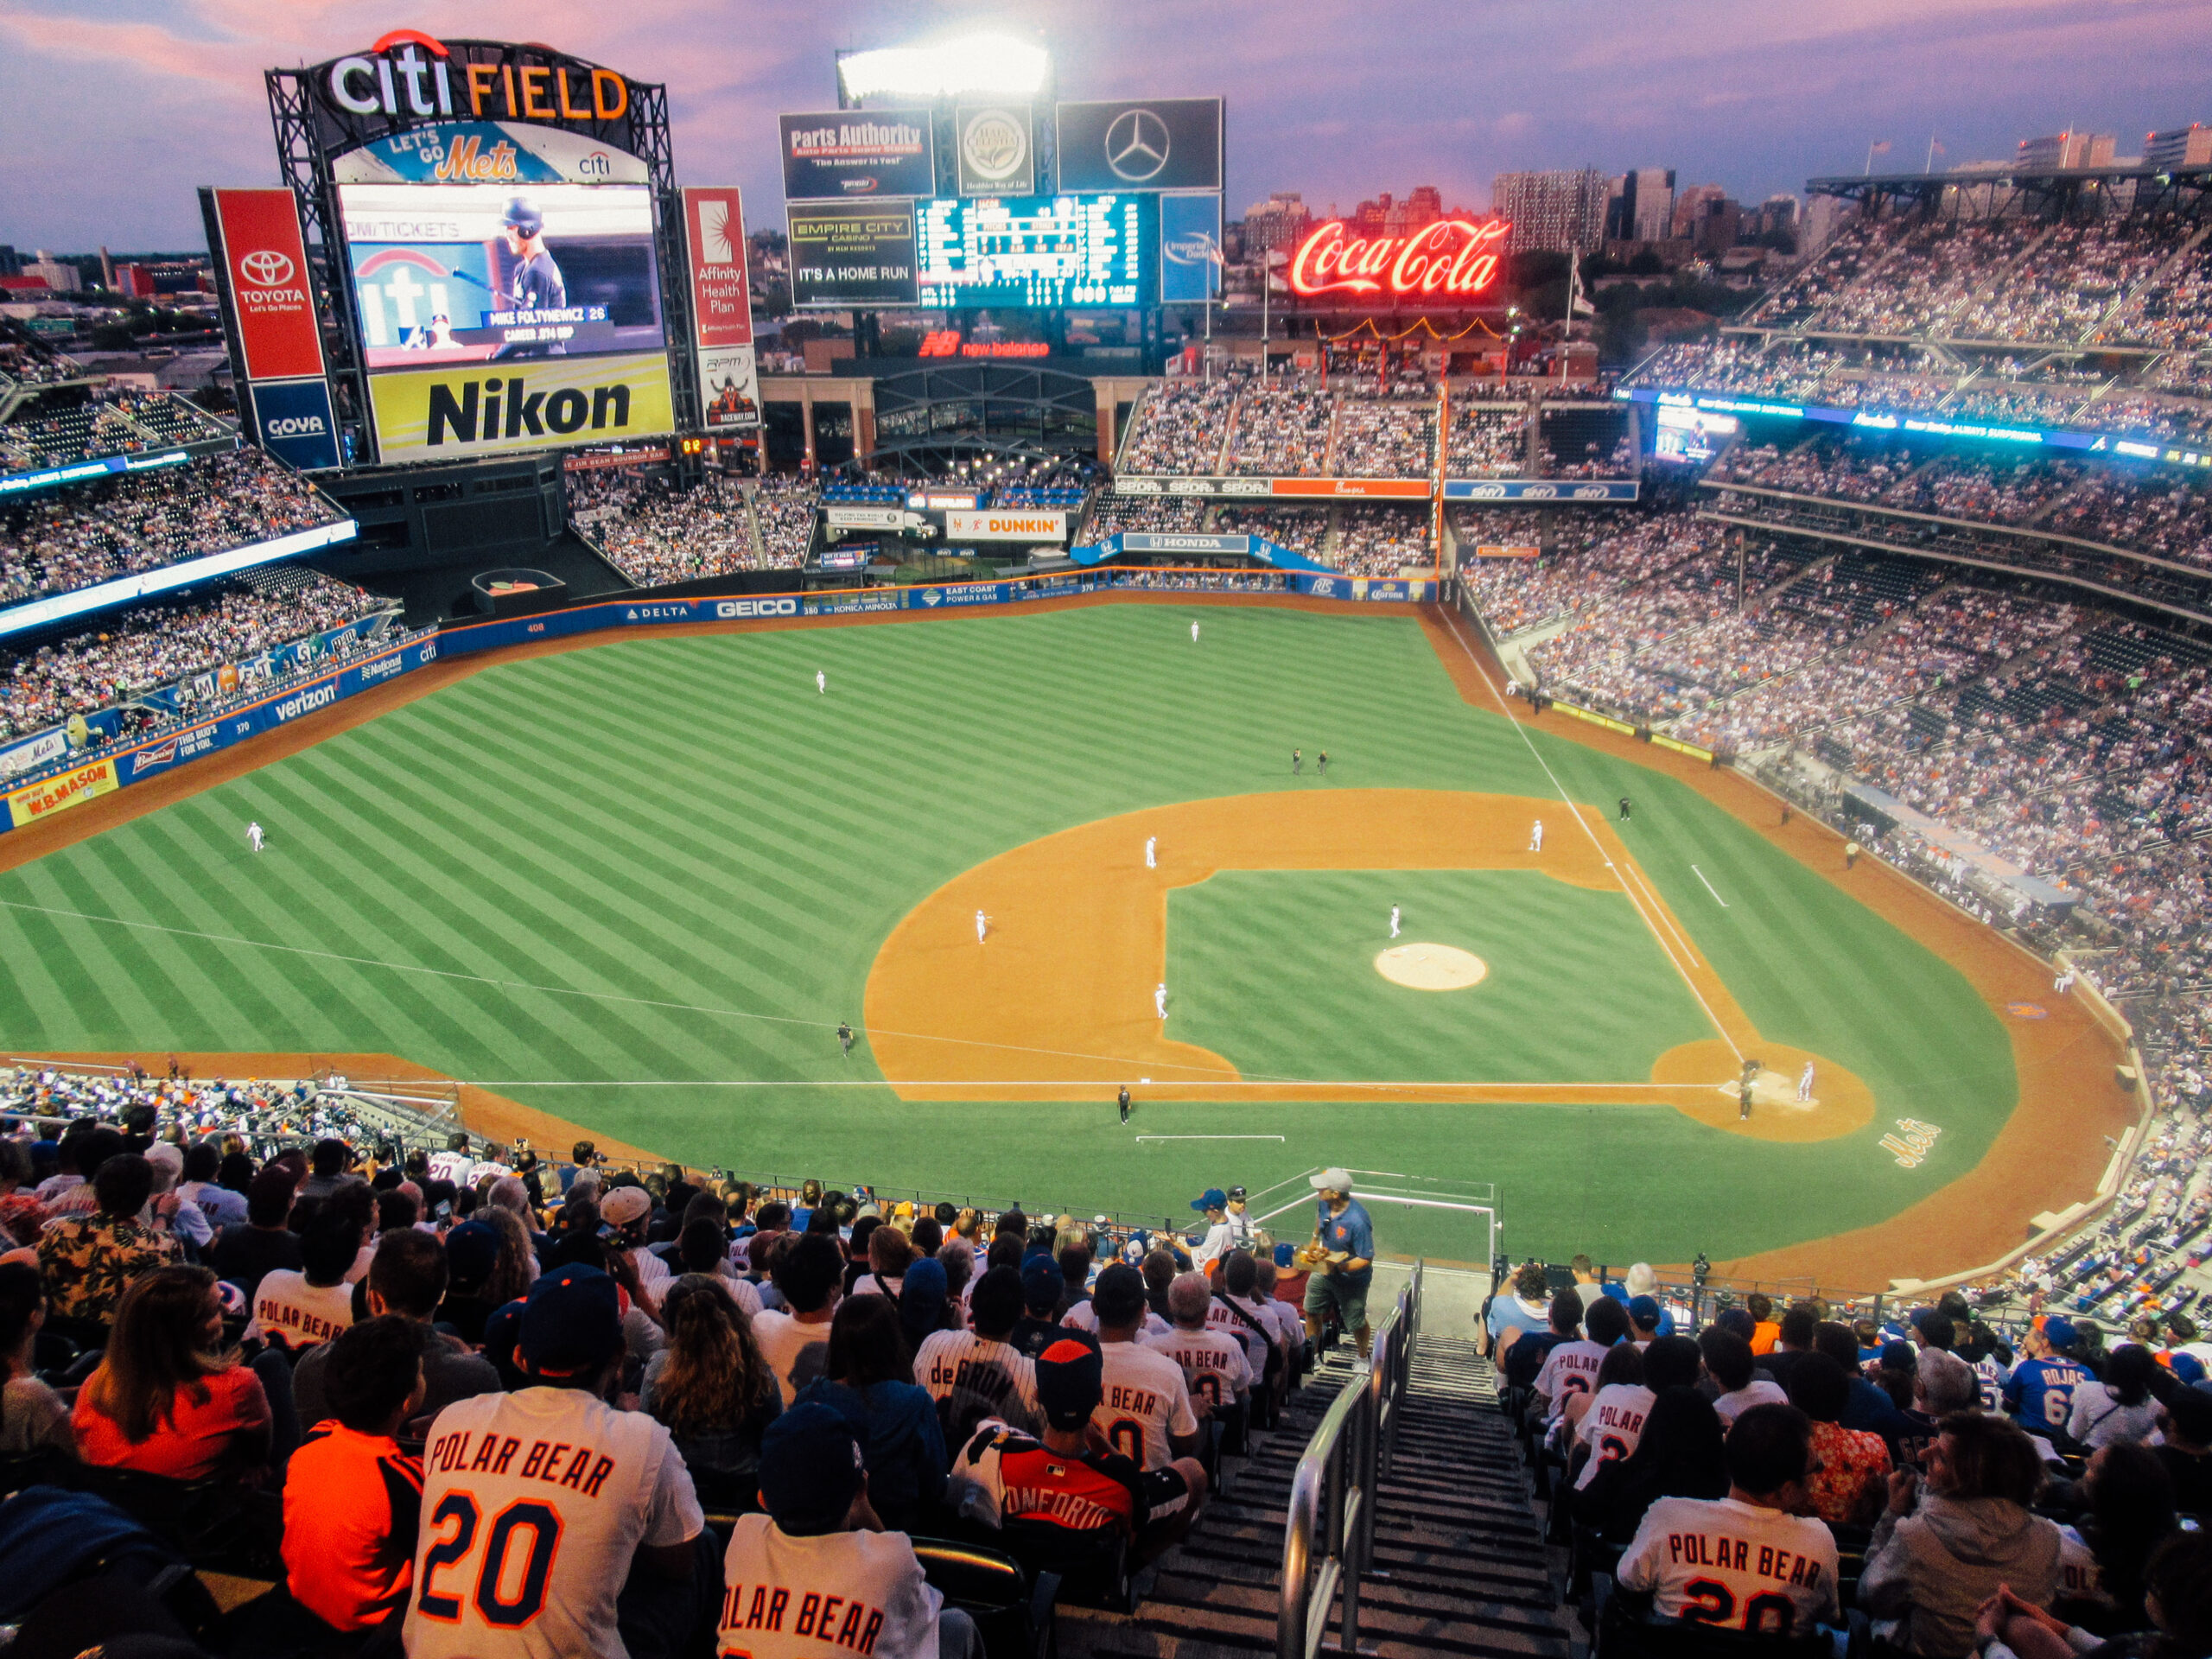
[1746,1293,1783,1357]
[72,1265,270,1481]
[282,1315,425,1635]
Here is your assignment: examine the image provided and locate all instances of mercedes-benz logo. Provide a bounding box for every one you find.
[1104,108,1170,182]
[239,250,295,287]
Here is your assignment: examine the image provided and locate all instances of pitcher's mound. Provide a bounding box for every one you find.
[1376,943,1488,990]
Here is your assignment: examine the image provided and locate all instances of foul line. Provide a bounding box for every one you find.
[1135,1134,1287,1142]
[1437,608,1743,1065]
[1691,865,1732,908]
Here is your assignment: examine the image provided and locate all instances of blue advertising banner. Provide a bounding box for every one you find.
[1160,193,1223,303]
[1440,479,1640,502]
[249,376,344,472]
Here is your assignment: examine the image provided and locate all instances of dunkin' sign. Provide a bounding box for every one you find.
[943,510,1067,543]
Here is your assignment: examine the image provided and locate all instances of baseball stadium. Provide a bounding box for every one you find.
[2,17,2209,1659]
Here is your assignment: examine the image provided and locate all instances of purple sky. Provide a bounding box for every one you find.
[4,0,2210,252]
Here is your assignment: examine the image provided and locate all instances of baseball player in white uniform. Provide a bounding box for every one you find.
[1146,836,1157,869]
[975,910,988,944]
[1154,982,1168,1020]
[1190,620,1200,644]
[1389,905,1401,939]
[2054,965,2077,995]
[247,821,264,854]
[405,1264,708,1659]
[1529,820,1543,852]
[1796,1061,1815,1103]
[816,669,826,694]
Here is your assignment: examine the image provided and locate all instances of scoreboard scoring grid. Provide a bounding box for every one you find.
[916,194,1154,309]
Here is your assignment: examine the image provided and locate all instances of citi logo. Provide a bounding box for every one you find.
[266,415,327,437]
[715,598,798,619]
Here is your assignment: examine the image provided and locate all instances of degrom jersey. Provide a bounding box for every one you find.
[1618,1495,1840,1636]
[1572,1383,1656,1490]
[1145,1326,1254,1410]
[2004,1357,2092,1436]
[404,1387,703,1659]
[1096,1339,1199,1470]
[912,1329,1039,1441]
[716,1513,941,1659]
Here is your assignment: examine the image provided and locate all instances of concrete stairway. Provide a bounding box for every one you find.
[1069,1337,1569,1659]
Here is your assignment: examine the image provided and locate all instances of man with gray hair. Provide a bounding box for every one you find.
[1897,1348,1979,1472]
[1147,1270,1253,1419]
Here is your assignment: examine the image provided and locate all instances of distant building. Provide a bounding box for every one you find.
[1491,168,1606,254]
[0,246,18,277]
[25,251,79,293]
[1605,168,1677,244]
[2017,130,2115,170]
[2146,124,2212,170]
[1802,194,1853,255]
[1242,192,1313,257]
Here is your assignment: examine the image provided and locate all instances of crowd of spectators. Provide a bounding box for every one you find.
[0,449,342,607]
[569,473,772,588]
[1454,510,1685,635]
[1121,382,1236,474]
[1333,507,1433,577]
[1446,404,1530,475]
[1211,505,1329,562]
[752,476,821,566]
[0,567,394,744]
[1330,402,1435,477]
[1087,496,1208,541]
[2,388,233,474]
[1224,386,1333,477]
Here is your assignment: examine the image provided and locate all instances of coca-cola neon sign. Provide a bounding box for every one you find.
[1287,217,1510,300]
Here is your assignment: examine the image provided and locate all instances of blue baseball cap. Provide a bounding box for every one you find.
[2171,1352,2207,1385]
[443,1218,501,1289]
[518,1262,623,1377]
[1274,1243,1296,1268]
[1191,1188,1228,1212]
[1627,1294,1662,1328]
[1020,1256,1065,1312]
[760,1402,865,1535]
[2042,1317,2078,1351]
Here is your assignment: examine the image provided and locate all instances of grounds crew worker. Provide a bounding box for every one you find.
[1302,1169,1376,1361]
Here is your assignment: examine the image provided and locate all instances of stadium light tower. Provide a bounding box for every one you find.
[836,35,1049,102]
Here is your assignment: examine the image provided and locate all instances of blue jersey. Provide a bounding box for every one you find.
[2004,1357,2090,1433]
[1318,1198,1375,1287]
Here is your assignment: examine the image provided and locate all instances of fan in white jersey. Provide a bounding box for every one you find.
[1207,1250,1282,1381]
[1618,1404,1840,1637]
[1147,1271,1254,1414]
[1089,1264,1202,1471]
[912,1265,1039,1443]
[721,1401,979,1659]
[1187,1185,1255,1270]
[404,1264,709,1659]
[1573,1334,1700,1490]
[750,1233,843,1407]
[1535,1295,1633,1421]
[1062,1296,1170,1340]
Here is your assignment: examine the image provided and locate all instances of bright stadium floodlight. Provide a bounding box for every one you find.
[836,35,1049,101]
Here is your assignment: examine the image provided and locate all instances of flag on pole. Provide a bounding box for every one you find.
[1870,140,1893,154]
[1568,252,1595,318]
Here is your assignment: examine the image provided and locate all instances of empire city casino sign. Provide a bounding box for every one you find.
[301,34,643,154]
[1287,217,1510,302]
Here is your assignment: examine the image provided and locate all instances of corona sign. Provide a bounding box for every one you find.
[1287,217,1510,301]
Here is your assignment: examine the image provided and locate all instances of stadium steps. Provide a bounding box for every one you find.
[1067,1338,1567,1659]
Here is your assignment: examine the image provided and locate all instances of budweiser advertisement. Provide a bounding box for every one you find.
[211,188,328,381]
[1287,217,1510,302]
[682,187,753,348]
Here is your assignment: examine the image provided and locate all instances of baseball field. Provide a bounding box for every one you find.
[0,596,2134,1285]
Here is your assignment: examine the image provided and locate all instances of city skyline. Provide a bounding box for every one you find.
[3,0,2210,251]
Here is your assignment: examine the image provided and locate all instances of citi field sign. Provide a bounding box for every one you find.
[308,34,636,145]
[1287,217,1510,301]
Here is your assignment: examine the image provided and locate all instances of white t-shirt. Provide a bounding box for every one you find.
[1618,1495,1840,1635]
[848,1273,903,1300]
[912,1330,1039,1436]
[1204,1295,1274,1375]
[1573,1383,1657,1490]
[1061,1300,1170,1339]
[2067,1381,2158,1448]
[1256,1295,1304,1351]
[716,1513,941,1659]
[1191,1214,1255,1269]
[1096,1338,1199,1471]
[248,1270,354,1351]
[1714,1380,1789,1427]
[1533,1339,1610,1414]
[404,1387,703,1659]
[752,1310,834,1407]
[1146,1325,1254,1409]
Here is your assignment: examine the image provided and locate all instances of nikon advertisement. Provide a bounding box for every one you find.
[367,352,674,461]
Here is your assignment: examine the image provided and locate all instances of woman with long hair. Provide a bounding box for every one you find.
[792,1294,946,1532]
[2059,1442,2178,1631]
[2069,1344,2162,1450]
[479,1205,538,1306]
[641,1275,779,1503]
[0,1262,73,1455]
[1573,1384,1728,1543]
[72,1264,270,1480]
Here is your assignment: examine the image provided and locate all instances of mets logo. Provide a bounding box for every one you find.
[239,250,296,287]
[2005,1001,2049,1020]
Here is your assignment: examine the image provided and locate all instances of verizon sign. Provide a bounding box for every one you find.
[944,509,1066,543]
[211,188,327,381]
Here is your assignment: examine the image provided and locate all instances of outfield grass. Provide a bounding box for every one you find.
[0,603,2018,1267]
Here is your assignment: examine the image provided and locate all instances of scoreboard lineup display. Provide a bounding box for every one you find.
[917,194,1155,309]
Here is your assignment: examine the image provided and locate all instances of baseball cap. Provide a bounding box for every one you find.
[1880,1339,1916,1372]
[759,1402,866,1535]
[2041,1316,2078,1351]
[2172,1352,2208,1386]
[1310,1167,1352,1192]
[517,1263,623,1377]
[1090,1262,1147,1326]
[1627,1294,1662,1329]
[443,1218,501,1289]
[1034,1332,1106,1430]
[1274,1243,1296,1268]
[1190,1187,1229,1213]
[1225,1185,1247,1201]
[601,1185,652,1227]
[1020,1256,1065,1313]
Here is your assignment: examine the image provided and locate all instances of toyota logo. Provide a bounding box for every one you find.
[238,249,295,287]
[1104,108,1170,182]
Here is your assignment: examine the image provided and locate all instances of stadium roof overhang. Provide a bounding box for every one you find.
[1806,162,2212,219]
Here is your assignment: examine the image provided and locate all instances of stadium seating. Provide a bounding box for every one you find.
[1,388,235,474]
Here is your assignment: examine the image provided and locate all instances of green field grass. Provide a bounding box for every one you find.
[0,603,2018,1268]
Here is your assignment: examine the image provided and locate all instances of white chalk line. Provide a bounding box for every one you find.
[1135,1134,1287,1142]
[1691,864,1732,908]
[1437,609,1743,1065]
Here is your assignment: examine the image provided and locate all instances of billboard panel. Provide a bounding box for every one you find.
[944,508,1066,542]
[366,352,674,461]
[698,346,760,431]
[339,181,665,369]
[788,202,920,308]
[915,195,1154,309]
[248,377,344,471]
[210,188,327,381]
[682,187,753,348]
[331,121,650,184]
[1055,99,1224,192]
[1160,193,1223,304]
[955,102,1035,196]
[779,110,936,200]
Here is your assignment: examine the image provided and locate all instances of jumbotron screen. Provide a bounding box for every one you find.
[338,181,667,370]
[916,194,1155,310]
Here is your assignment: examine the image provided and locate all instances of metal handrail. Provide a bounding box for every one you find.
[1280,1262,1422,1659]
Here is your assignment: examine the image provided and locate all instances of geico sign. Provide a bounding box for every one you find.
[1288,217,1509,300]
[326,31,627,124]
[716,598,799,619]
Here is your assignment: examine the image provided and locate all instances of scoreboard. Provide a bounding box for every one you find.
[916,194,1155,310]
